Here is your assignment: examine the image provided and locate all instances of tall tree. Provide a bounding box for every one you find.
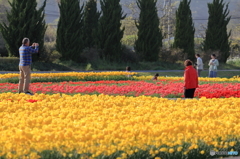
[173,0,195,61]
[202,0,231,63]
[83,0,100,49]
[0,3,8,50]
[97,0,126,62]
[135,0,162,62]
[0,0,47,57]
[56,0,84,61]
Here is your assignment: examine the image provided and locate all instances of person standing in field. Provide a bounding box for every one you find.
[208,54,219,78]
[126,66,131,78]
[195,54,203,77]
[18,38,39,95]
[184,60,198,98]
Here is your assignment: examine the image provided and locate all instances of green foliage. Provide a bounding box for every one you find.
[83,0,100,49]
[0,141,239,159]
[122,35,136,46]
[56,0,84,61]
[0,75,135,83]
[0,57,18,71]
[134,0,162,62]
[97,0,126,62]
[85,63,93,71]
[121,16,138,46]
[173,0,195,61]
[202,0,231,63]
[159,47,184,63]
[0,0,47,58]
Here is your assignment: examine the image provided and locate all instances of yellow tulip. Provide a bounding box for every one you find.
[169,148,174,153]
[0,93,240,158]
[200,150,205,154]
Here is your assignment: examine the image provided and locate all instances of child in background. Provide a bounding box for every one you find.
[126,66,131,78]
[152,73,159,80]
[126,66,131,72]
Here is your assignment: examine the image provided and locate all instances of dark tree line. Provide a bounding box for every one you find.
[173,0,195,61]
[0,0,47,57]
[0,0,232,63]
[135,0,162,62]
[202,0,231,63]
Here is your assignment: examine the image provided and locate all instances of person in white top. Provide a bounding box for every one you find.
[208,54,219,78]
[195,54,203,77]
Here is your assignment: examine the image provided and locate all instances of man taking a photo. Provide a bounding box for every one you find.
[18,37,39,95]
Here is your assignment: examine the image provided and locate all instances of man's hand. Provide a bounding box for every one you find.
[35,43,39,47]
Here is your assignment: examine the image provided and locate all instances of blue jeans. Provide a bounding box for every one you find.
[197,69,202,77]
[209,71,217,78]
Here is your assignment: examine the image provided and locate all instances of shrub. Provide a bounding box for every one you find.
[226,57,240,67]
[39,42,61,63]
[0,56,19,62]
[122,35,136,46]
[80,47,101,64]
[44,26,57,42]
[0,46,8,57]
[201,50,221,65]
[0,57,19,71]
[159,47,184,63]
[121,45,138,63]
[229,44,240,59]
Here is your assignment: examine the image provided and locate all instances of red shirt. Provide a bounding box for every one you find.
[184,66,198,89]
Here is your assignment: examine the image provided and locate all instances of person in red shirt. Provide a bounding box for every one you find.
[184,60,198,98]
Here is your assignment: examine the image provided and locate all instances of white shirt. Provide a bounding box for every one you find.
[196,57,203,70]
[208,59,219,71]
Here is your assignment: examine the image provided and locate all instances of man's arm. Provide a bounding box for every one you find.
[28,46,38,54]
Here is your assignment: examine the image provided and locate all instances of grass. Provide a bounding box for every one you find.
[138,71,240,78]
[0,60,184,71]
[0,57,240,72]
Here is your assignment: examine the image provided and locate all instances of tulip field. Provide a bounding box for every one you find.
[0,72,240,159]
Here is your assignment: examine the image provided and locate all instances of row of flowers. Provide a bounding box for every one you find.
[1,81,240,98]
[0,93,240,159]
[0,72,137,79]
[0,72,240,82]
[134,76,240,82]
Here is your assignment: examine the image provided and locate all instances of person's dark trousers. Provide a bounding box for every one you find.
[184,88,196,98]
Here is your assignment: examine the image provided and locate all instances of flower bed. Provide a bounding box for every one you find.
[134,76,240,82]
[1,74,240,158]
[0,72,137,83]
[0,93,240,159]
[1,72,240,83]
[1,80,240,98]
